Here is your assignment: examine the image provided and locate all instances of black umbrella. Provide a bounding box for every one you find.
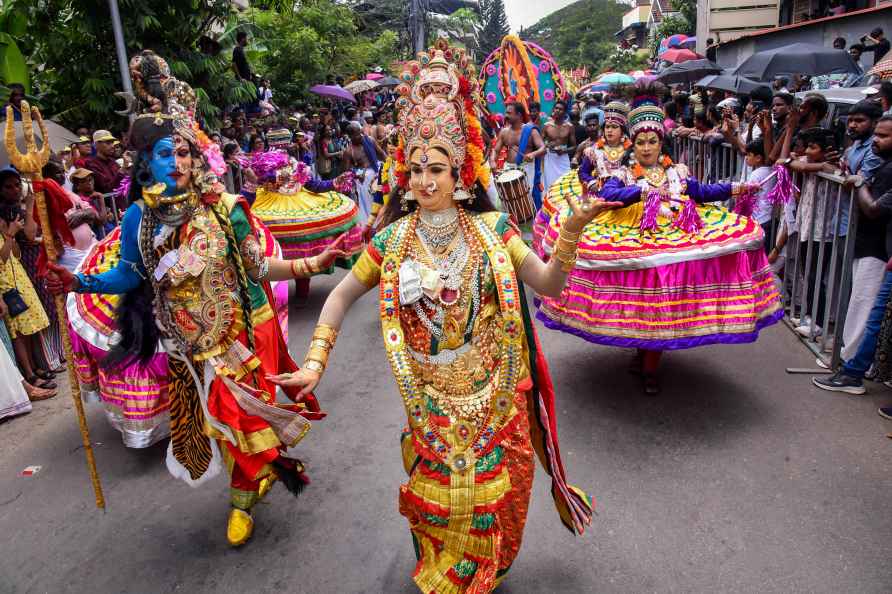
[694,73,770,95]
[734,43,859,81]
[656,59,723,84]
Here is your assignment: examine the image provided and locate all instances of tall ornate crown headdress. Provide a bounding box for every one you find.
[125,50,225,200]
[394,39,490,191]
[603,101,630,127]
[627,81,666,139]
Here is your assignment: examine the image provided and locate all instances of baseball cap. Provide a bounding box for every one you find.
[92,129,115,142]
[76,136,91,144]
[60,146,71,154]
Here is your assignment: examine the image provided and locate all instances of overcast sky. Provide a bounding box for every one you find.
[502,0,580,32]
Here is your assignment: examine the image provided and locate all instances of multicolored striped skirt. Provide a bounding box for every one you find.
[534,172,782,350]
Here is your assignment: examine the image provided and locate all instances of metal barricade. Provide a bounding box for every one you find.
[674,136,858,371]
[781,171,857,372]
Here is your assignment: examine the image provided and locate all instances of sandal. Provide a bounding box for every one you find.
[34,368,55,381]
[27,375,57,390]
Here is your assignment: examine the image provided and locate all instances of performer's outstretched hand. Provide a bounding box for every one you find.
[565,193,624,232]
[267,369,319,399]
[316,233,352,269]
[45,262,78,294]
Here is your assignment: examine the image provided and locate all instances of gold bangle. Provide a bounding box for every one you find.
[312,323,339,346]
[559,226,582,240]
[555,239,578,254]
[307,256,321,275]
[303,359,324,374]
[291,258,308,279]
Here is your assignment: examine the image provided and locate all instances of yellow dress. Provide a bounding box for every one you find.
[0,235,49,338]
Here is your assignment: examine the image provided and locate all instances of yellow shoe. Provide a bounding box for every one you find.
[226,508,254,547]
[257,473,277,499]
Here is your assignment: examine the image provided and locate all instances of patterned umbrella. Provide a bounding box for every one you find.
[344,79,380,94]
[869,55,892,80]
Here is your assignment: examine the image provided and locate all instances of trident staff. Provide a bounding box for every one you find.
[5,102,105,509]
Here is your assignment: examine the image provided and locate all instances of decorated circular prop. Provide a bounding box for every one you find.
[479,34,566,117]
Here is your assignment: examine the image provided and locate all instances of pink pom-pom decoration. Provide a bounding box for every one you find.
[114,175,131,199]
[732,188,758,217]
[640,190,661,233]
[293,161,312,186]
[543,89,555,101]
[334,171,356,194]
[675,198,703,233]
[486,92,497,104]
[539,60,552,73]
[250,150,291,182]
[764,163,798,207]
[486,63,497,76]
[203,143,227,177]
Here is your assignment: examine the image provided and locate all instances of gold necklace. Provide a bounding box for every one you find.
[603,144,625,162]
[642,165,667,187]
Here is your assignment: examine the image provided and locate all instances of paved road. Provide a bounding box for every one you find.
[2,270,891,593]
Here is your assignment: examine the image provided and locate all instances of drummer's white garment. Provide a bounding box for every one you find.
[522,162,538,204]
[543,151,570,194]
[486,177,502,211]
[0,329,30,420]
[355,167,376,220]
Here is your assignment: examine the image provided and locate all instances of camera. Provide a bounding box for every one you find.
[0,203,24,224]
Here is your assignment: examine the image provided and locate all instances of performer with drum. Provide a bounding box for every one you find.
[490,101,545,224]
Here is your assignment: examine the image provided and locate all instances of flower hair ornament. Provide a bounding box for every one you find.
[394,38,490,196]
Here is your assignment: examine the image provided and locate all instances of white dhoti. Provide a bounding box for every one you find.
[841,256,887,361]
[543,151,570,195]
[0,325,29,421]
[354,167,376,221]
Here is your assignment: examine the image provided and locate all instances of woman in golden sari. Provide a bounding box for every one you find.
[269,41,607,593]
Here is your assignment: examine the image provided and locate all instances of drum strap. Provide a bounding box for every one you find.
[517,123,543,208]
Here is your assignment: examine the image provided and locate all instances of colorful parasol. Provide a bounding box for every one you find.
[309,84,356,103]
[660,48,701,64]
[869,55,892,80]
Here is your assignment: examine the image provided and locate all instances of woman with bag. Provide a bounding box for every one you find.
[0,205,55,393]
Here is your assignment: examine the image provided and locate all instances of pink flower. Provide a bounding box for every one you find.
[486,92,497,104]
[486,64,497,76]
[539,60,551,73]
[543,89,555,101]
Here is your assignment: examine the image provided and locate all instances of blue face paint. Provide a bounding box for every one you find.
[149,136,177,195]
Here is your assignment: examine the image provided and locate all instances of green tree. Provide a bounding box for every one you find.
[13,0,255,130]
[520,0,628,71]
[250,2,399,107]
[477,0,509,58]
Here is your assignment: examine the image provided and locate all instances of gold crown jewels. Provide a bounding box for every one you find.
[396,40,481,170]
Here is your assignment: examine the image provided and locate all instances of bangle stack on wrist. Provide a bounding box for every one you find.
[554,225,581,273]
[291,256,322,279]
[303,323,338,375]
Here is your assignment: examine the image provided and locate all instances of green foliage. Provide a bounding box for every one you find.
[477,0,509,58]
[250,2,399,108]
[12,0,254,130]
[670,0,697,35]
[602,46,651,73]
[520,0,629,73]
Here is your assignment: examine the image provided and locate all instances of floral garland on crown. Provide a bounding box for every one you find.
[393,39,489,193]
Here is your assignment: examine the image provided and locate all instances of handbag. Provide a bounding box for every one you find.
[2,263,29,318]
